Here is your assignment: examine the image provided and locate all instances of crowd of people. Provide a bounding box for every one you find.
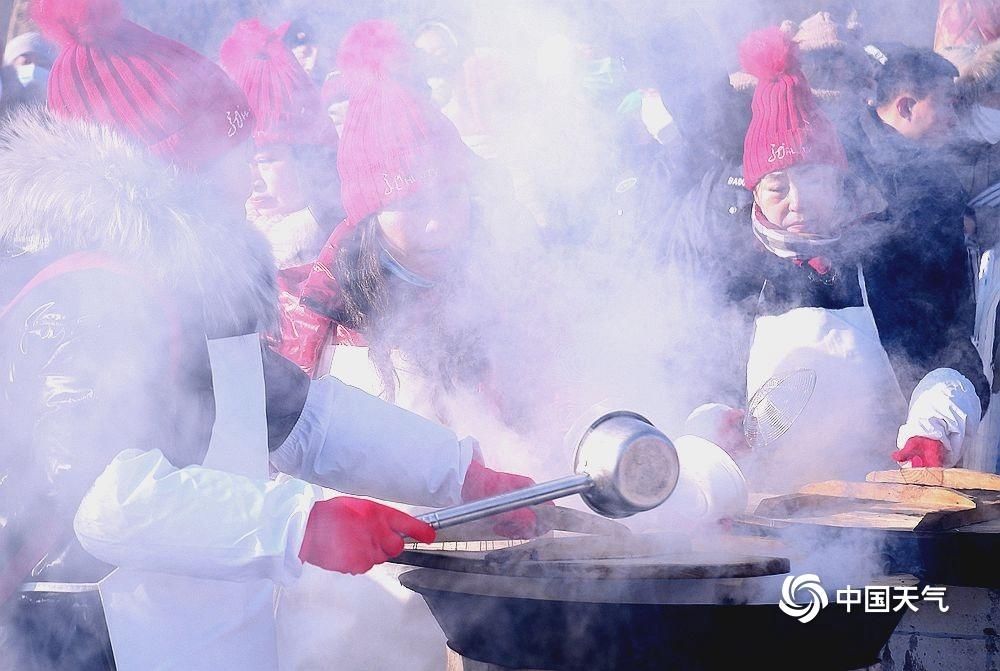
[2,0,1000,669]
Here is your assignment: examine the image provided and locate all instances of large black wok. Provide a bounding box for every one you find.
[736,514,1000,588]
[399,541,911,671]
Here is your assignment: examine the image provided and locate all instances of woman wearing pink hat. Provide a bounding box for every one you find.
[267,20,543,670]
[687,28,986,491]
[219,19,352,382]
[275,20,539,417]
[0,3,540,670]
[220,18,344,272]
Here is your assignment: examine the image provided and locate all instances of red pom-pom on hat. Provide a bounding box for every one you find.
[32,0,125,46]
[738,25,846,190]
[336,19,410,89]
[219,18,285,74]
[739,26,799,81]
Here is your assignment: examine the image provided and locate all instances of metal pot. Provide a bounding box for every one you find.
[416,411,680,530]
[572,410,681,518]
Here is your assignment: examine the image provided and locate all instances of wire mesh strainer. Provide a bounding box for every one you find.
[744,369,817,450]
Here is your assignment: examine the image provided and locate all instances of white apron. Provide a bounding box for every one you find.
[98,334,278,671]
[971,247,1000,471]
[274,343,447,671]
[745,267,907,490]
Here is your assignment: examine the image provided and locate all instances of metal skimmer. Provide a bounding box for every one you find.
[744,369,817,450]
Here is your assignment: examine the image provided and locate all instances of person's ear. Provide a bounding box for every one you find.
[896,96,916,121]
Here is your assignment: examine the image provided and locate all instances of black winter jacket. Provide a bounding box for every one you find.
[0,247,309,588]
[728,221,989,410]
[851,109,988,406]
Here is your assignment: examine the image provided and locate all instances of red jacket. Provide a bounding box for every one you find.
[268,221,365,375]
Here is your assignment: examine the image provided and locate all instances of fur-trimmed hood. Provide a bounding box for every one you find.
[948,39,1000,101]
[0,109,276,335]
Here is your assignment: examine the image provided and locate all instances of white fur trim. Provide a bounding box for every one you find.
[0,109,276,333]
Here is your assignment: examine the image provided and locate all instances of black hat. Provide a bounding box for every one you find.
[282,18,318,48]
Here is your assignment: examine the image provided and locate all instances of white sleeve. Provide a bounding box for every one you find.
[896,368,983,467]
[269,376,476,507]
[74,449,323,587]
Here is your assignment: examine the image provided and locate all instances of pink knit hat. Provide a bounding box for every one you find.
[34,0,253,170]
[220,19,334,148]
[739,27,847,190]
[335,19,470,226]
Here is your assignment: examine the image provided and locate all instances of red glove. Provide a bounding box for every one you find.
[298,497,436,575]
[891,436,948,468]
[720,408,750,457]
[461,460,540,539]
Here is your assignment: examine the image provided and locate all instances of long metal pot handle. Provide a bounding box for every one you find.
[416,474,593,530]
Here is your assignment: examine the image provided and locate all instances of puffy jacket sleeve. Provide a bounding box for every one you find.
[269,376,477,507]
[0,268,187,587]
[74,449,321,587]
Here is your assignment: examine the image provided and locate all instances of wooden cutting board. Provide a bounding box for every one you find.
[753,484,1000,533]
[754,493,928,529]
[866,468,1000,491]
[799,480,975,511]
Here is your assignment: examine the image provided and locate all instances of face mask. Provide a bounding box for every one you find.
[969,104,1000,145]
[15,64,47,88]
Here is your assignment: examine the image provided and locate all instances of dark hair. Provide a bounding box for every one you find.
[873,46,959,107]
[332,215,399,399]
[799,47,872,95]
[332,210,489,410]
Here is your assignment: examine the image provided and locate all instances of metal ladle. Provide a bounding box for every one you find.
[415,410,681,531]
